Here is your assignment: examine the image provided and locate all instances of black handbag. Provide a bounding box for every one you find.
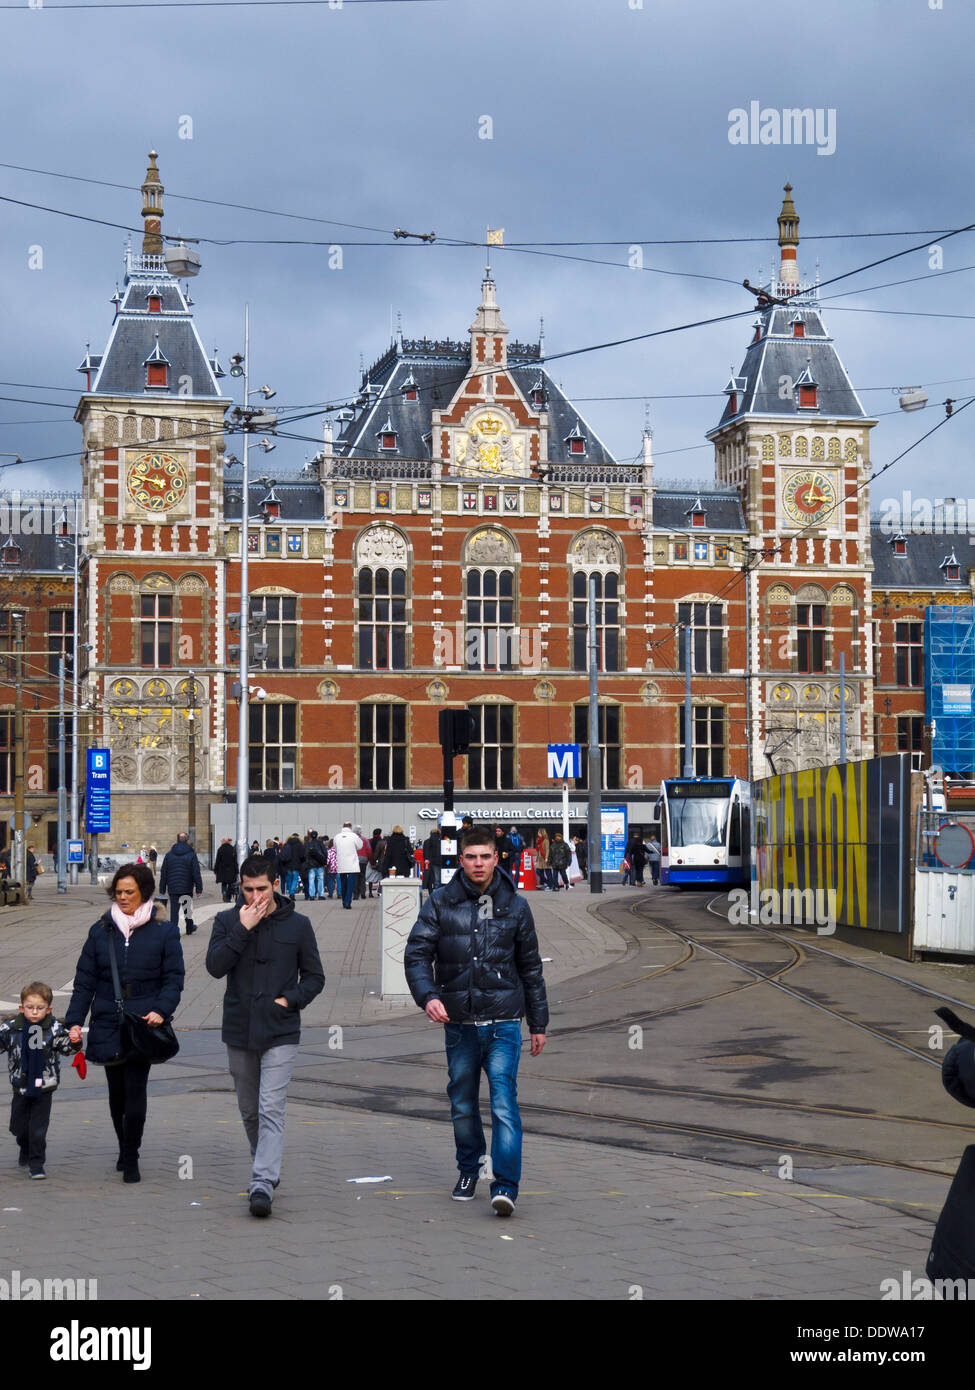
[105,930,180,1066]
[927,1144,975,1280]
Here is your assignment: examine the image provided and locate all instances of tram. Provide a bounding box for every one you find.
[657,777,750,887]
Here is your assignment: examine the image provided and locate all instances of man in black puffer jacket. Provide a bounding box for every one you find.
[206,853,324,1219]
[404,826,548,1218]
[159,832,203,935]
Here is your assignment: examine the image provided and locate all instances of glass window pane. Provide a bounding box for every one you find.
[500,570,513,597]
[359,569,373,595]
[391,630,405,668]
[392,568,406,596]
[500,705,513,741]
[376,746,390,788]
[467,571,480,597]
[392,745,405,789]
[483,570,497,598]
[573,571,586,597]
[282,630,297,668]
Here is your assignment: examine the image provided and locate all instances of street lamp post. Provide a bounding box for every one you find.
[12,613,24,890]
[187,670,197,848]
[56,498,86,886]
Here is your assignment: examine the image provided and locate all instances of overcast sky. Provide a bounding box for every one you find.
[1,0,972,520]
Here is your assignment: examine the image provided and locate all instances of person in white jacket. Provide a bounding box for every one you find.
[331,823,363,909]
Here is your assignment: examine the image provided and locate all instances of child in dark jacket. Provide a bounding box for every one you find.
[0,981,80,1179]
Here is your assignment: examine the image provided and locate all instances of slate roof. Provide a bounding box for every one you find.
[870,524,974,589]
[652,489,746,533]
[709,304,867,431]
[0,494,82,571]
[223,481,323,523]
[336,331,616,466]
[86,260,224,401]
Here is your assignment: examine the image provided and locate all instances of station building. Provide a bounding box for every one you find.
[0,164,970,857]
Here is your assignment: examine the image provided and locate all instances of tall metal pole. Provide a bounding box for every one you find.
[683,624,693,777]
[235,305,251,870]
[12,612,24,889]
[69,495,81,885]
[839,651,847,764]
[587,573,602,894]
[57,655,67,893]
[187,670,197,848]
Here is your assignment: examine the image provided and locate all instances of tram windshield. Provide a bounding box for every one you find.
[668,796,729,849]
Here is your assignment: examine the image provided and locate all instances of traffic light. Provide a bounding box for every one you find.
[439,708,476,757]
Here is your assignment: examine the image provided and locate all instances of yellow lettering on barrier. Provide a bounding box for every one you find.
[824,763,844,919]
[782,777,798,893]
[845,760,867,928]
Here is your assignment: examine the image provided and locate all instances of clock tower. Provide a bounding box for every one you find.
[707,185,878,777]
[75,152,231,849]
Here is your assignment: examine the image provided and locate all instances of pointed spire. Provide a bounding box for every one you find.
[470,269,509,366]
[777,181,800,287]
[141,151,164,257]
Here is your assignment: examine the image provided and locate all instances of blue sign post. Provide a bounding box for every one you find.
[86,749,111,832]
[601,804,628,874]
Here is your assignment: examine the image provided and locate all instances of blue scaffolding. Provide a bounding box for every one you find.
[925,606,975,775]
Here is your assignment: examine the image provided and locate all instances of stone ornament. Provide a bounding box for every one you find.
[355,526,409,566]
[465,528,514,565]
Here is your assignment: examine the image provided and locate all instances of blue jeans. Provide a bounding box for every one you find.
[445,1021,523,1198]
[325,871,336,898]
[308,866,325,898]
[227,1043,299,1196]
[339,872,356,907]
[285,869,300,897]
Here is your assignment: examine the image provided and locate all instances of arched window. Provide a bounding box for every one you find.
[358,567,407,669]
[355,526,411,670]
[464,529,517,672]
[573,571,620,671]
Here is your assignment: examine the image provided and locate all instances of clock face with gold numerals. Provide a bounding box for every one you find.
[126,452,188,512]
[782,468,836,527]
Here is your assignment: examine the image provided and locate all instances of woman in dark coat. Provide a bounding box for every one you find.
[66,862,184,1183]
[213,837,239,902]
[381,826,414,879]
[421,829,441,897]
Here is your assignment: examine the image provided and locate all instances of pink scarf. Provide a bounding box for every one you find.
[110,898,155,941]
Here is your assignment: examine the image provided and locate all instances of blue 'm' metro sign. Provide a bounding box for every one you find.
[547,744,581,779]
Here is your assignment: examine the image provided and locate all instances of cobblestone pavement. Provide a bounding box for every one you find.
[0,875,944,1305]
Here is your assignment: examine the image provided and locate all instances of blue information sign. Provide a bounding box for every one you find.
[67,840,85,864]
[86,748,111,834]
[601,804,628,873]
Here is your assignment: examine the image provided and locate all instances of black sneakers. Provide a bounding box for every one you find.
[451,1173,478,1201]
[249,1189,272,1218]
[491,1190,515,1217]
[29,1164,46,1180]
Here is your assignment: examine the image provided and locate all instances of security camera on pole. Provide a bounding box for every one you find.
[438,708,476,887]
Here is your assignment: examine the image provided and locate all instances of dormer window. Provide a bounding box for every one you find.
[402,372,418,402]
[147,294,162,314]
[144,336,170,390]
[752,320,762,344]
[1,536,21,568]
[262,491,281,521]
[376,416,398,452]
[891,533,908,557]
[565,424,586,456]
[791,314,805,338]
[724,374,746,416]
[795,362,818,409]
[686,496,707,529]
[942,551,962,582]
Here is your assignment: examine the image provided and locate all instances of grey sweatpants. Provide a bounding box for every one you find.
[227,1043,299,1196]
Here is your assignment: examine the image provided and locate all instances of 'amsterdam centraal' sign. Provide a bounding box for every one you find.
[417,804,586,820]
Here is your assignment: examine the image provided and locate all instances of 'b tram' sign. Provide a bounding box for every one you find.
[86,748,111,834]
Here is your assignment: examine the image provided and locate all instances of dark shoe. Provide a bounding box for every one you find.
[491,1190,515,1217]
[123,1161,141,1183]
[116,1154,124,1172]
[249,1189,272,1218]
[452,1173,478,1201]
[121,1116,144,1182]
[185,923,197,935]
[29,1164,46,1180]
[18,1147,28,1168]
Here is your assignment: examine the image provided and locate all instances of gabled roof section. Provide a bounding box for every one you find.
[336,303,617,466]
[653,487,746,533]
[709,304,866,429]
[89,249,224,399]
[870,524,974,588]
